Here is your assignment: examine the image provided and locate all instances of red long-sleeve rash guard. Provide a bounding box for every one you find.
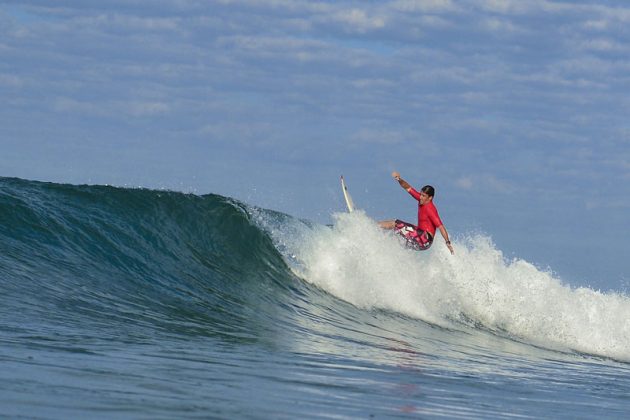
[407,187,443,237]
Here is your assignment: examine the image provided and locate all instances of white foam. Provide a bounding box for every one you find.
[282,211,630,361]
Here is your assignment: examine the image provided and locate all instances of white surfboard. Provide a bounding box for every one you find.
[340,175,355,213]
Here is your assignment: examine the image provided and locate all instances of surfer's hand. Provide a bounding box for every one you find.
[446,243,454,255]
[392,171,401,180]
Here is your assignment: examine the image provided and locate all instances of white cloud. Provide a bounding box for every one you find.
[350,128,406,145]
[350,78,395,89]
[128,101,170,117]
[594,4,630,24]
[583,19,608,31]
[53,97,103,115]
[68,13,182,32]
[52,97,170,118]
[418,14,453,29]
[579,38,628,53]
[474,0,538,14]
[473,0,569,15]
[391,0,459,13]
[455,174,515,194]
[0,73,23,88]
[480,17,524,34]
[455,176,474,190]
[216,35,327,51]
[333,8,387,33]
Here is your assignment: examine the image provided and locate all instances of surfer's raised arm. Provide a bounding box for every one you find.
[391,171,412,191]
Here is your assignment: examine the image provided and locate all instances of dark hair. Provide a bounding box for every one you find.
[421,185,435,197]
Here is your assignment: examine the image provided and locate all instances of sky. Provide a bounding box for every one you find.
[1,0,629,290]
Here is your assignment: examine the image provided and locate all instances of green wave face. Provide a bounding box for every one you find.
[0,177,300,344]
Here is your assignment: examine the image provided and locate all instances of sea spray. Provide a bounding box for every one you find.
[268,210,630,361]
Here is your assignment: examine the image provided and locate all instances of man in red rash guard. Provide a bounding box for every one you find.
[379,171,454,254]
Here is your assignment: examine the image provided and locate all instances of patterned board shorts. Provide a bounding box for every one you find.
[394,220,434,251]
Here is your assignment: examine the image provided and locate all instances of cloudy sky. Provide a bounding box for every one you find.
[2,0,629,289]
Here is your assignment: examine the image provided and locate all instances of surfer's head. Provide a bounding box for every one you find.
[419,185,434,205]
[421,185,435,197]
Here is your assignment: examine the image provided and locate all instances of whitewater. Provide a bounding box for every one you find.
[264,210,630,362]
[1,177,629,419]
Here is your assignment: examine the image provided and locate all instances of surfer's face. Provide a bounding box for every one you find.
[419,191,432,205]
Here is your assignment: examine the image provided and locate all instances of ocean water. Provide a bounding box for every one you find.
[1,177,629,419]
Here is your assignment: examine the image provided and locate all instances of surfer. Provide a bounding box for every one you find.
[379,171,454,254]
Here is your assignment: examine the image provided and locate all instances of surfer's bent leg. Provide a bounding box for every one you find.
[378,220,396,229]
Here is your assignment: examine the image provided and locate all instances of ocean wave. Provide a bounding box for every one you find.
[2,177,629,363]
